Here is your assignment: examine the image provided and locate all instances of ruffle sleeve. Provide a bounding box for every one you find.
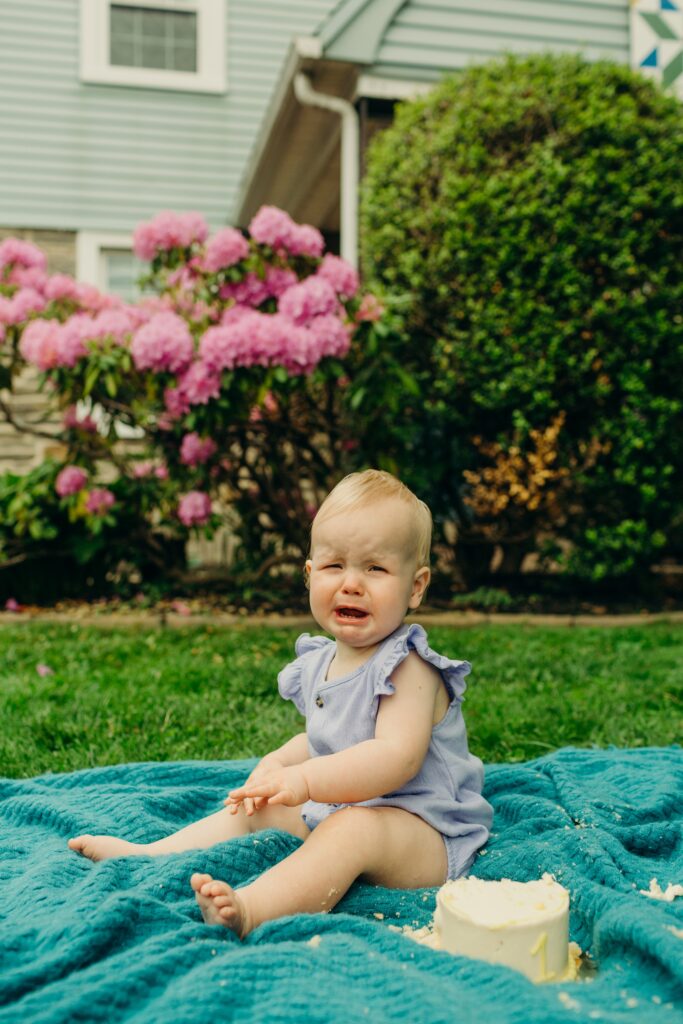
[374,623,471,709]
[277,633,333,716]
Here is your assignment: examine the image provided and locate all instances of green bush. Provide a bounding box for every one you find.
[357,53,683,582]
[0,462,184,602]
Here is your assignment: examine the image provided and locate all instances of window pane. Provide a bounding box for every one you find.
[102,248,145,303]
[173,42,197,72]
[110,5,197,73]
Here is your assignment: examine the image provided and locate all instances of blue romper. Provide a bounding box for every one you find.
[277,622,493,880]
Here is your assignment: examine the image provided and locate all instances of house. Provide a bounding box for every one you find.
[1,0,679,473]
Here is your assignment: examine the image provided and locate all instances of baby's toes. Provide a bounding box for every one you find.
[191,872,213,893]
[211,894,233,909]
[206,880,231,897]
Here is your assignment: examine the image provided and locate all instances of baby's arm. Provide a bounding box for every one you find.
[228,654,441,809]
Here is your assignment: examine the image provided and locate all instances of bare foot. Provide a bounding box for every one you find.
[191,872,250,938]
[67,834,147,861]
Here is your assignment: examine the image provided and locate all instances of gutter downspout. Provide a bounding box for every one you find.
[293,72,359,269]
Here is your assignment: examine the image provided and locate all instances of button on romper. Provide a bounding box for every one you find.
[278,622,493,879]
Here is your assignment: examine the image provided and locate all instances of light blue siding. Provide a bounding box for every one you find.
[0,0,336,233]
[371,0,630,80]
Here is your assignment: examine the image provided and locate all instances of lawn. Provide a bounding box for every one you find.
[0,621,681,778]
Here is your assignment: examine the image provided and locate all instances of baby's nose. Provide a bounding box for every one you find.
[341,569,364,593]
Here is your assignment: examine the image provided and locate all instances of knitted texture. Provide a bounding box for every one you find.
[1,747,681,1023]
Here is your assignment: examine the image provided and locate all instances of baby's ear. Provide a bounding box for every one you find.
[303,559,312,590]
[408,566,430,609]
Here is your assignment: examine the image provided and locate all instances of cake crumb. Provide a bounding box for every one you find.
[373,912,384,920]
[308,934,322,949]
[558,991,580,1010]
[639,878,683,901]
[666,925,683,939]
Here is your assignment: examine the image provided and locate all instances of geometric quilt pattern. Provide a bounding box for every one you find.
[630,0,683,97]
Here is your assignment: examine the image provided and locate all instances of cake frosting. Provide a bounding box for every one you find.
[433,873,575,983]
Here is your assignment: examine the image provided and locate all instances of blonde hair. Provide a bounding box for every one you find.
[312,470,432,567]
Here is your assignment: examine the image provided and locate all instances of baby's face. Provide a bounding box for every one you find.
[306,498,430,654]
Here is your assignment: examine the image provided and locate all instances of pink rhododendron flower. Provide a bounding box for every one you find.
[55,315,90,367]
[180,432,218,467]
[163,360,221,419]
[202,228,249,272]
[133,210,209,260]
[0,287,46,325]
[200,312,303,372]
[36,663,54,677]
[63,405,98,433]
[278,277,338,325]
[155,464,169,479]
[248,206,297,250]
[0,238,47,272]
[178,490,212,527]
[55,465,88,497]
[72,282,117,313]
[218,272,271,308]
[317,254,359,298]
[5,598,21,613]
[265,265,298,297]
[44,274,81,303]
[19,319,62,369]
[85,488,116,515]
[131,312,194,373]
[89,308,137,344]
[7,266,48,292]
[287,223,325,258]
[132,460,155,478]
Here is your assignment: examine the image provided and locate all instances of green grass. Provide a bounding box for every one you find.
[0,622,681,777]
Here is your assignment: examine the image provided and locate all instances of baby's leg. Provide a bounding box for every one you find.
[193,806,447,937]
[68,801,309,862]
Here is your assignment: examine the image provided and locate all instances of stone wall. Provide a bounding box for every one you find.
[0,227,75,472]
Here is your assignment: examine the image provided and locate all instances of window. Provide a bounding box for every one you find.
[80,0,226,93]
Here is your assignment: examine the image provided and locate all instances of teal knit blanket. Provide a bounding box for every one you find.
[1,747,681,1023]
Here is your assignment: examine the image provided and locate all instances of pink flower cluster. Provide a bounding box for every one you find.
[180,432,217,467]
[180,430,218,466]
[178,490,212,527]
[218,266,298,309]
[0,288,46,326]
[248,206,324,258]
[202,228,250,273]
[278,277,339,325]
[133,211,209,261]
[199,309,349,375]
[163,360,221,418]
[132,461,168,479]
[131,312,194,374]
[86,488,115,516]
[317,254,359,299]
[55,465,88,497]
[20,308,140,370]
[0,238,47,273]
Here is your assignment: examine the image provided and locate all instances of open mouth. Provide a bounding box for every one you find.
[335,607,368,620]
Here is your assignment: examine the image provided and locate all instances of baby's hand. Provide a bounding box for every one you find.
[225,765,310,812]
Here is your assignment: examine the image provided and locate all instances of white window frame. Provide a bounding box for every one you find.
[79,0,227,94]
[76,230,136,289]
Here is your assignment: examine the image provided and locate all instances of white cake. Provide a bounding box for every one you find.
[433,873,575,983]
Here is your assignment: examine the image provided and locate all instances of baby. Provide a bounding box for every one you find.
[69,470,492,938]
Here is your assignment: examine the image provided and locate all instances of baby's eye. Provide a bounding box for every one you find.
[369,565,387,573]
[324,563,342,570]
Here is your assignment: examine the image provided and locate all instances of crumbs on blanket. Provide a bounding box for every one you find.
[639,878,683,902]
